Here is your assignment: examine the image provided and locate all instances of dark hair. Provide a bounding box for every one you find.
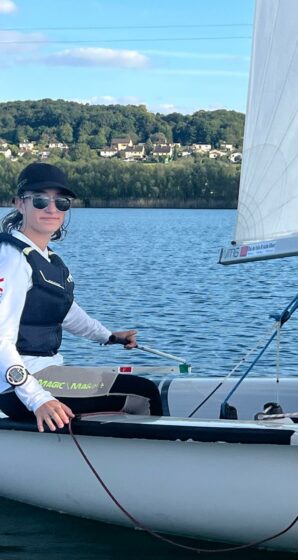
[1,208,67,241]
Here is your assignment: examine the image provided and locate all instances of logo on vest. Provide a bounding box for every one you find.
[67,273,74,283]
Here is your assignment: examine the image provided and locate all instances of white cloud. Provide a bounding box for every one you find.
[84,95,117,105]
[45,47,149,69]
[0,31,46,66]
[157,103,178,113]
[72,96,188,115]
[0,31,45,55]
[150,101,199,115]
[81,97,239,115]
[141,49,250,62]
[151,100,243,114]
[0,0,17,13]
[73,95,147,106]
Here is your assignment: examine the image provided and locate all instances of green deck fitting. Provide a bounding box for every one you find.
[179,363,191,374]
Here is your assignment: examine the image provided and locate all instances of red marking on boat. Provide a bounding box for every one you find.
[240,246,249,257]
[118,366,133,374]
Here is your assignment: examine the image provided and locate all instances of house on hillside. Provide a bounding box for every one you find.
[0,147,11,159]
[219,142,234,151]
[39,150,50,160]
[124,145,145,161]
[152,145,173,157]
[111,136,133,151]
[0,139,8,149]
[178,146,193,157]
[100,147,118,158]
[19,140,35,152]
[209,149,226,159]
[48,142,69,150]
[192,143,212,153]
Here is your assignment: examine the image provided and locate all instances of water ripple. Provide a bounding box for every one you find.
[55,208,298,377]
[1,207,296,376]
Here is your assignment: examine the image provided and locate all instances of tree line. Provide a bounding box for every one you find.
[0,99,244,149]
[0,155,240,208]
[0,100,243,206]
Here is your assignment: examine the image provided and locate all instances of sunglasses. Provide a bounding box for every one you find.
[21,194,71,212]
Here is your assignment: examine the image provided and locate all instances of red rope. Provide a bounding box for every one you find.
[68,412,298,554]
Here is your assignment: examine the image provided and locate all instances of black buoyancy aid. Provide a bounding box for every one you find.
[0,233,74,356]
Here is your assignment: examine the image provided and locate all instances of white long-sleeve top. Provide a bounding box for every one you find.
[0,230,112,412]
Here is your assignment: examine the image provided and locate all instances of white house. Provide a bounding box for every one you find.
[152,145,173,158]
[209,149,226,159]
[111,137,133,151]
[124,145,145,160]
[0,147,11,159]
[178,146,193,157]
[39,151,50,159]
[100,147,118,158]
[219,142,234,151]
[48,142,68,150]
[19,140,35,151]
[192,144,212,153]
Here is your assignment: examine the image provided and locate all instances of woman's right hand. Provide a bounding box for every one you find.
[35,399,75,432]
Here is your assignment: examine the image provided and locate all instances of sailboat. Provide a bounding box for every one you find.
[1,0,298,553]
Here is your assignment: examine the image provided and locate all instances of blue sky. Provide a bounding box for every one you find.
[0,0,255,114]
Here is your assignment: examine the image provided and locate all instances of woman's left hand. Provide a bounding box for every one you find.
[35,399,75,432]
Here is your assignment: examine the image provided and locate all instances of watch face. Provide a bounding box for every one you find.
[5,366,28,386]
[12,369,24,383]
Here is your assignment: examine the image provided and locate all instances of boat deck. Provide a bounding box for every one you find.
[0,414,295,445]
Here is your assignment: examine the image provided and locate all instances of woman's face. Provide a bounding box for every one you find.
[15,188,68,240]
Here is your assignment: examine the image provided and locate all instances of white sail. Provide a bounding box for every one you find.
[220,0,298,264]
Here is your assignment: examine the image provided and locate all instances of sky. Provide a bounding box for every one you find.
[0,0,255,115]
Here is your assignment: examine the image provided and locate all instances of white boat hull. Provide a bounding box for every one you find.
[1,414,298,552]
[159,376,298,419]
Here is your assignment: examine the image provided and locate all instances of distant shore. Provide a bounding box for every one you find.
[0,198,237,210]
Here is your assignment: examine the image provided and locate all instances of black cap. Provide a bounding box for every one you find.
[17,162,76,199]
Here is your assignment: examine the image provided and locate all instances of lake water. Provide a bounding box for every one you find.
[60,208,298,377]
[0,207,298,559]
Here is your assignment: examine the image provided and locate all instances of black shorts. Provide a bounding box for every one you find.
[0,374,163,420]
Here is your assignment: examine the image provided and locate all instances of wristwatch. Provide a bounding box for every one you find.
[105,334,126,345]
[107,334,117,344]
[5,365,29,386]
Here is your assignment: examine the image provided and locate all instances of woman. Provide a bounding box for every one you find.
[0,162,161,432]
